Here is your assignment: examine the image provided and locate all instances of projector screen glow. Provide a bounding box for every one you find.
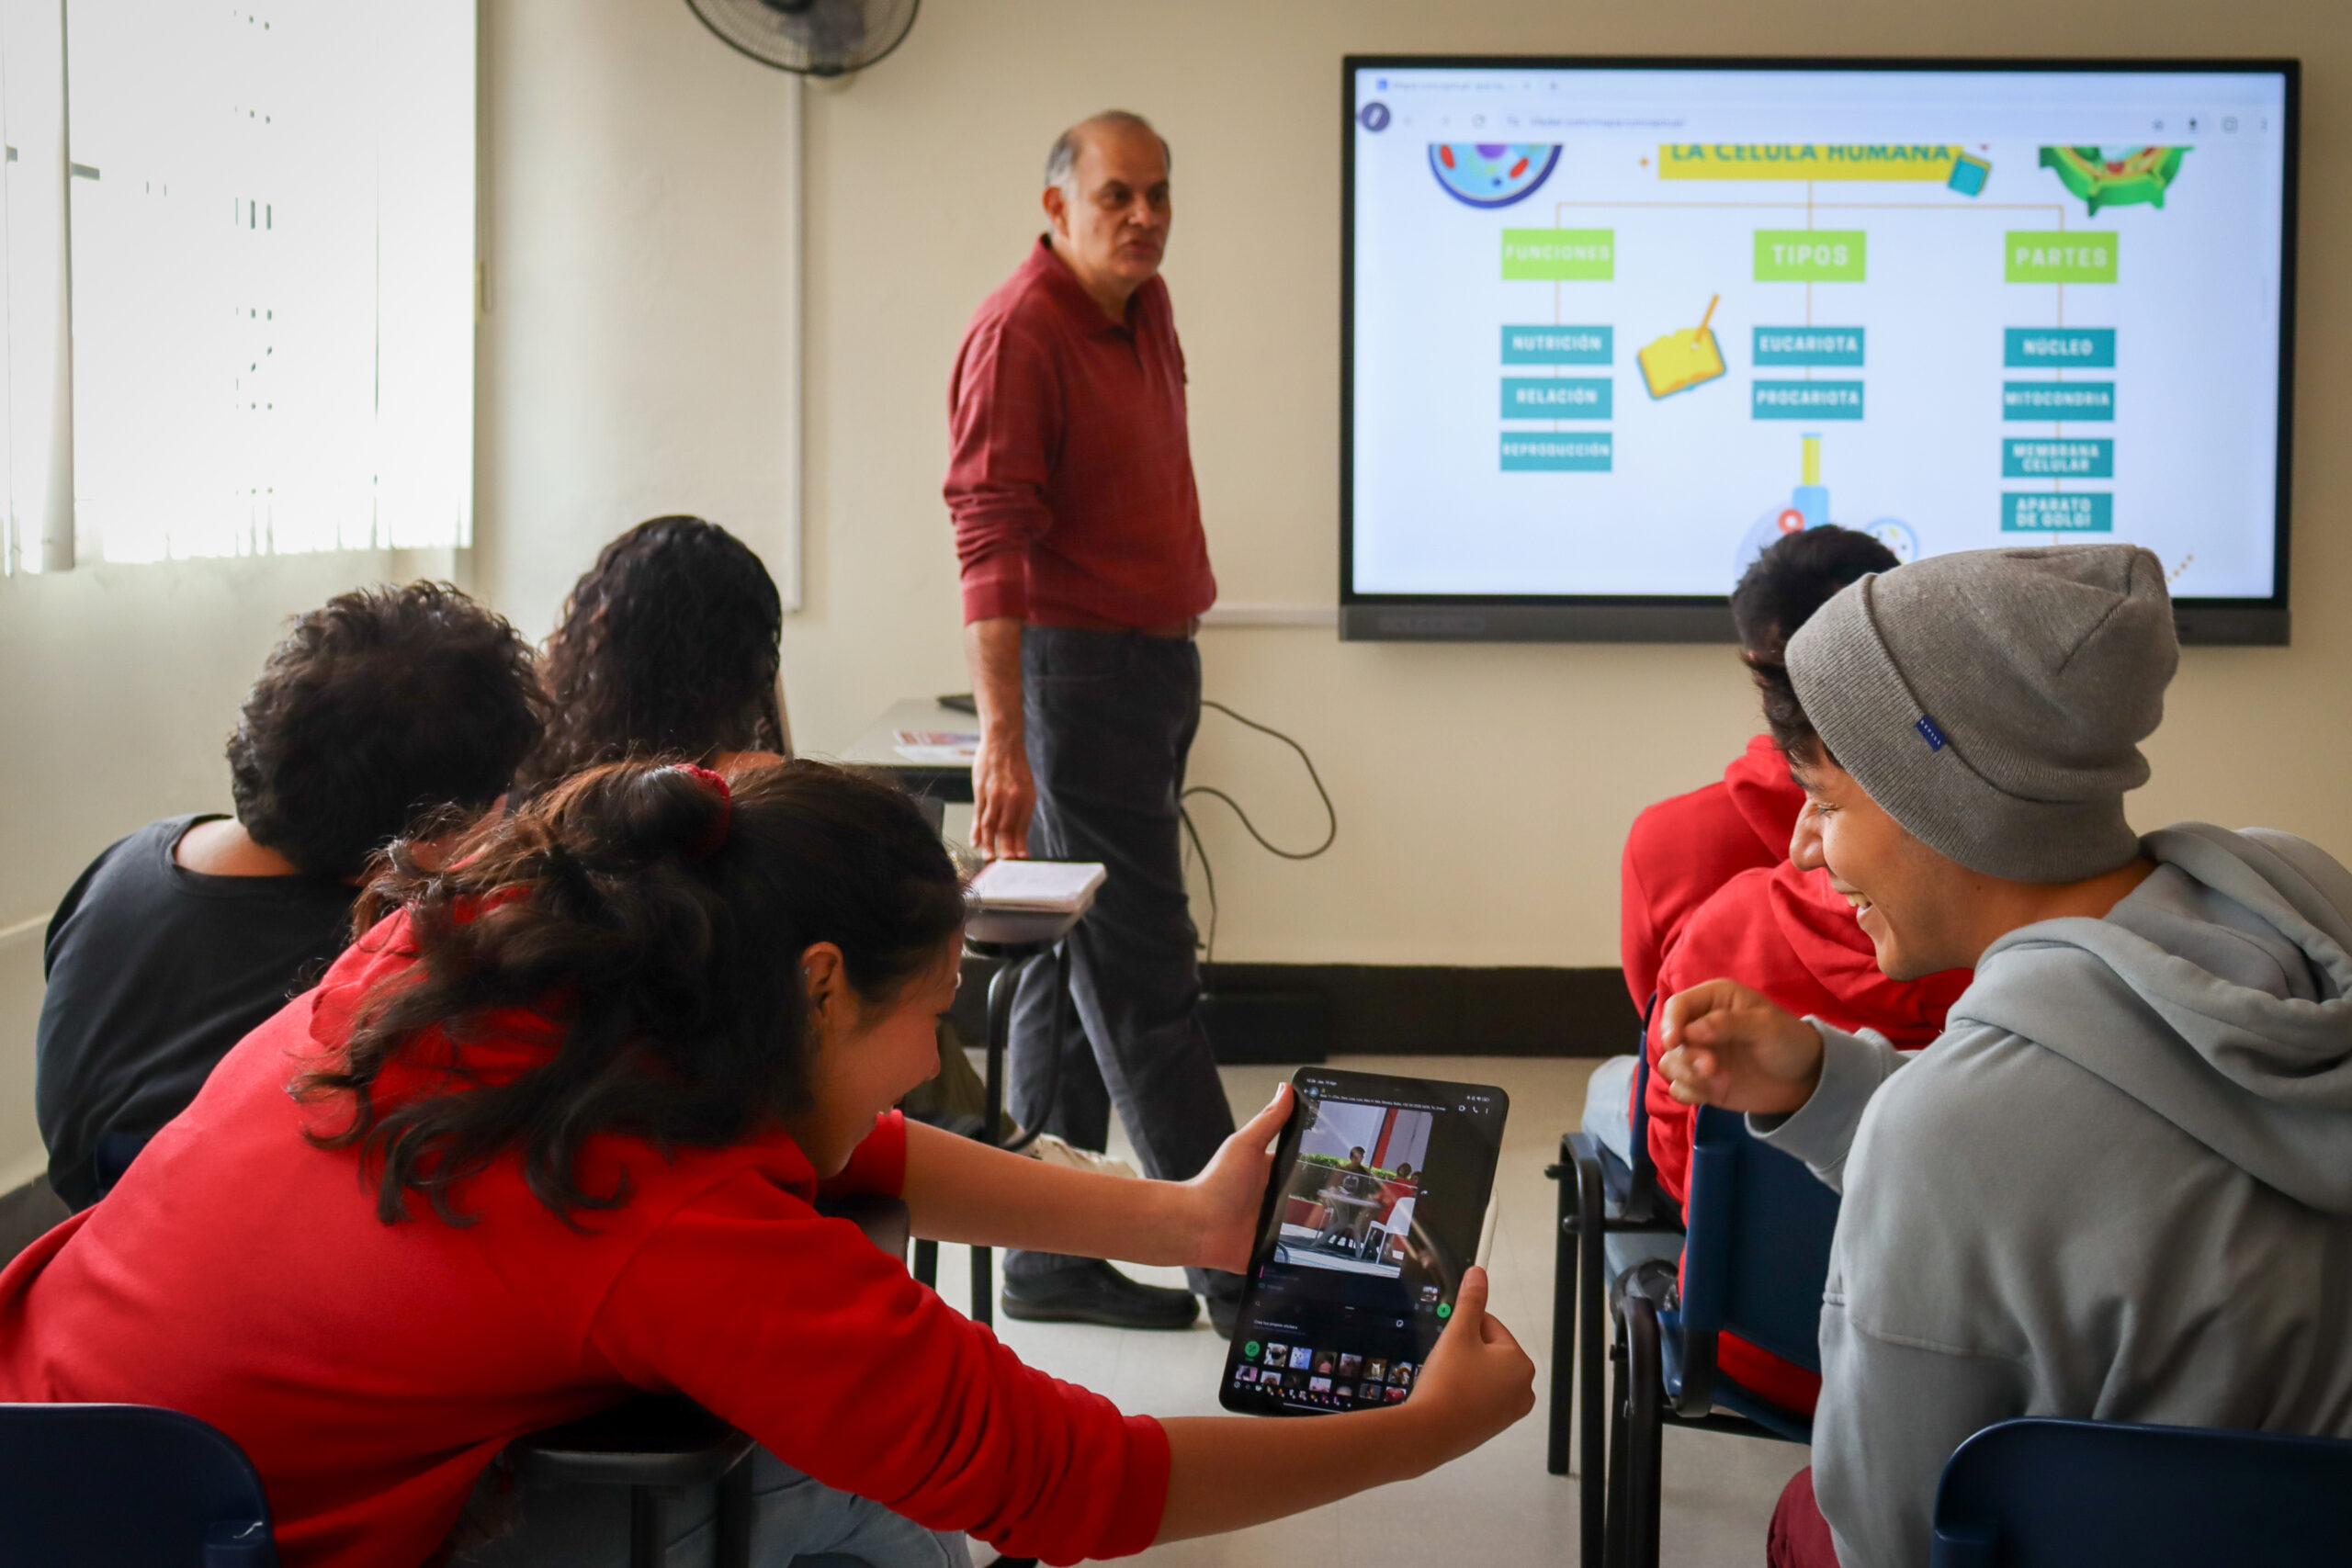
[1340,60,2299,641]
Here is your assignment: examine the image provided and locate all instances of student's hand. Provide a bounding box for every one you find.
[1656,978,1825,1117]
[1401,1267,1534,1465]
[971,728,1035,861]
[1182,1085,1292,1273]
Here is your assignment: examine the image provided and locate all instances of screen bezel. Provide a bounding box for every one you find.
[1219,1066,1510,1417]
[1338,54,2302,646]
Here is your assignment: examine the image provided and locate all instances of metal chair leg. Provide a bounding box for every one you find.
[974,953,1036,1326]
[628,1485,665,1568]
[1623,1296,1665,1568]
[1577,1140,1609,1568]
[1603,1327,1632,1568]
[912,1239,938,1289]
[1548,1135,1577,1478]
[715,1460,753,1568]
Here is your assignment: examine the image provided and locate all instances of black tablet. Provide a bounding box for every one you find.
[1219,1066,1509,1415]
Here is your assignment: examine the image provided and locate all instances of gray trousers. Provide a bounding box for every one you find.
[1004,626,1238,1293]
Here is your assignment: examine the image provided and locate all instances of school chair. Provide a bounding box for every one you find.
[1546,998,1685,1568]
[0,1402,277,1564]
[1931,1417,2352,1567]
[1611,1104,1838,1568]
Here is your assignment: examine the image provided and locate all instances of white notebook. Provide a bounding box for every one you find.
[968,860,1107,913]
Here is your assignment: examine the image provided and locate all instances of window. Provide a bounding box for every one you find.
[1,0,474,572]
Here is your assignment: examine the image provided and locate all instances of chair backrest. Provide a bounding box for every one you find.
[1679,1106,1839,1371]
[1619,994,1673,1221]
[0,1404,277,1565]
[1930,1417,2352,1568]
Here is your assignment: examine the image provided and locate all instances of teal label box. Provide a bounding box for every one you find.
[1502,325,1613,365]
[1502,378,1612,419]
[2006,328,2116,367]
[1753,380,1864,420]
[1502,432,1612,471]
[2004,492,2114,532]
[2003,439,2114,479]
[1754,327,1865,367]
[2003,381,2114,420]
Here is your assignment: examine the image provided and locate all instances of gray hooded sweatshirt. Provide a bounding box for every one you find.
[1755,823,2352,1568]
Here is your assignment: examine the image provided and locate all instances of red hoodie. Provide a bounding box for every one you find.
[1641,860,1971,1413]
[0,917,1166,1568]
[1620,735,1807,1009]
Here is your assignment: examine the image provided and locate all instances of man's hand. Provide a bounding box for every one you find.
[1656,979,1826,1117]
[1181,1086,1292,1273]
[963,616,1034,860]
[970,727,1035,861]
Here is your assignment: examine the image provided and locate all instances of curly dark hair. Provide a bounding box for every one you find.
[1730,525,1898,662]
[515,517,789,798]
[1746,652,1829,769]
[227,583,547,880]
[294,759,966,1226]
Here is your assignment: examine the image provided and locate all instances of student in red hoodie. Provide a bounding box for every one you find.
[1590,528,1901,1182]
[0,760,1535,1568]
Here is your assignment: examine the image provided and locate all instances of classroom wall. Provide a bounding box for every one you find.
[473,0,801,647]
[785,0,2352,967]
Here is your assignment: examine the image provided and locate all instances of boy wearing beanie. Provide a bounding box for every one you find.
[1657,544,2352,1568]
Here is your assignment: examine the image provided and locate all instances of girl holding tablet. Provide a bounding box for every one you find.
[0,760,1532,1566]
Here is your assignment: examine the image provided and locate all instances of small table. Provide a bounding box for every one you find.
[839,697,977,805]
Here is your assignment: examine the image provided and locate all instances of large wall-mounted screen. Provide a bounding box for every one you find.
[1340,59,2299,643]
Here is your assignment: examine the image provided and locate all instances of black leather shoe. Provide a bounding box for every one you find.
[1001,1259,1201,1331]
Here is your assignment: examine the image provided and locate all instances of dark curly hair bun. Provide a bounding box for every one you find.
[516,517,788,797]
[227,582,548,879]
[541,762,731,874]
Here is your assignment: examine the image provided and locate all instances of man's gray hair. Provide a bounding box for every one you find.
[1045,110,1171,190]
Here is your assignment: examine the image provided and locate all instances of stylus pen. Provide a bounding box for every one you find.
[1475,1192,1498,1273]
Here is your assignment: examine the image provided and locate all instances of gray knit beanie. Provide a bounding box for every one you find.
[1784,543,2177,883]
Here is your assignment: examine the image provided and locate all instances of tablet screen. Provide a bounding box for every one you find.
[1220,1067,1509,1415]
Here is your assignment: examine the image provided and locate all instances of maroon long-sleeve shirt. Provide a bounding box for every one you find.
[944,236,1216,626]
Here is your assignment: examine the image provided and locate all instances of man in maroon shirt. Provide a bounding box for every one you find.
[944,110,1237,1332]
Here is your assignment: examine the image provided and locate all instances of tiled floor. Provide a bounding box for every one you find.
[935,1055,1806,1566]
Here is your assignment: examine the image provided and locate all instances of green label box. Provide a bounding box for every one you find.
[2004,382,2114,421]
[1754,327,1864,366]
[2006,232,2118,283]
[2005,328,2116,367]
[1501,378,1612,419]
[1502,230,1615,281]
[1502,325,1613,365]
[1753,380,1864,420]
[1754,231,1867,282]
[2004,492,2114,532]
[1502,432,1612,471]
[2003,439,2114,479]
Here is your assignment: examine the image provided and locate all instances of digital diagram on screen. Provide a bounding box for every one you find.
[1347,68,2291,602]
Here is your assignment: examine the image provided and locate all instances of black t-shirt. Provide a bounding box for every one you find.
[36,815,356,1208]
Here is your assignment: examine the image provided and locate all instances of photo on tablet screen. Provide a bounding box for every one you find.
[1272,1099,1433,1280]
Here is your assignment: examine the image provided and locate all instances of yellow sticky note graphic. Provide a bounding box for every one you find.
[1638,295,1725,400]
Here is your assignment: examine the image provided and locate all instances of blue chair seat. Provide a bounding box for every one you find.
[1932,1417,2352,1568]
[0,1403,277,1564]
[1657,1307,1813,1443]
